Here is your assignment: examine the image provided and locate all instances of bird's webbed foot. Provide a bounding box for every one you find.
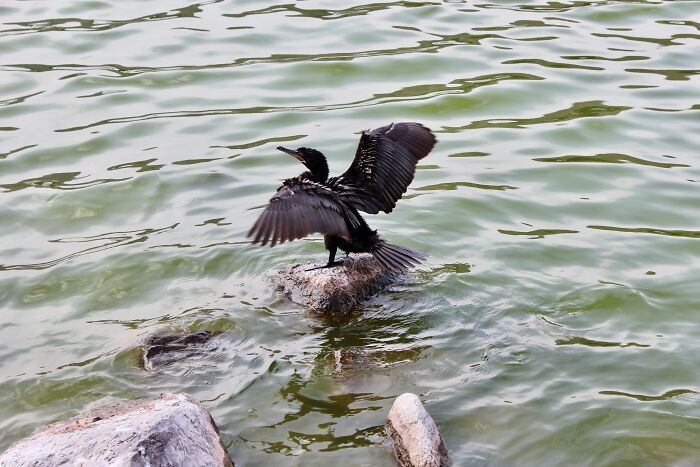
[305,260,344,272]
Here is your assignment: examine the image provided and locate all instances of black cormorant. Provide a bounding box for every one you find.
[248,122,437,272]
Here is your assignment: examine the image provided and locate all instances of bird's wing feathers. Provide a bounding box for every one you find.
[248,179,359,246]
[329,122,436,214]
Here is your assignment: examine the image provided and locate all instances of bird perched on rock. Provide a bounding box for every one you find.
[248,122,436,272]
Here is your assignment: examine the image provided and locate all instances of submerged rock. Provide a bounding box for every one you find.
[275,253,396,317]
[331,346,428,374]
[141,331,217,370]
[0,393,234,467]
[332,347,375,372]
[386,393,450,467]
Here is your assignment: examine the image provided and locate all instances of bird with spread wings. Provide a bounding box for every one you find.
[248,122,436,272]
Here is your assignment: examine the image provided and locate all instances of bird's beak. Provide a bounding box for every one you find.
[277,146,304,162]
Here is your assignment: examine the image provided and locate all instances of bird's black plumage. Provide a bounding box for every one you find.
[248,122,437,272]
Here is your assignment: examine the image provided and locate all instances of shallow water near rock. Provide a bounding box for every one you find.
[1,1,700,465]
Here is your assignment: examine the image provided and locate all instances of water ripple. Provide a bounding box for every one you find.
[0,224,178,272]
[600,389,697,401]
[533,153,690,168]
[503,58,604,71]
[555,336,650,348]
[591,31,682,47]
[0,144,37,160]
[224,1,439,21]
[0,0,224,37]
[55,73,541,132]
[588,225,700,239]
[416,181,518,191]
[0,91,44,106]
[0,171,130,192]
[498,228,579,239]
[625,67,700,81]
[444,100,631,132]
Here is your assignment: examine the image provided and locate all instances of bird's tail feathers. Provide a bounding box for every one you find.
[371,241,427,273]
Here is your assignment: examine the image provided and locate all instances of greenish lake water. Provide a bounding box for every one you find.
[1,0,700,465]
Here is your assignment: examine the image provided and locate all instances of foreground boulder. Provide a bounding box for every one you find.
[386,393,450,467]
[141,331,218,370]
[0,393,234,467]
[275,254,396,317]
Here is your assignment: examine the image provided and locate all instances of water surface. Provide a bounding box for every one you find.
[1,0,700,465]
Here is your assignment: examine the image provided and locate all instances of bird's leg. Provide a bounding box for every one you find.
[306,244,344,271]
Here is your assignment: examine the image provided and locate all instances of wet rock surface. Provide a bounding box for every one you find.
[141,331,218,370]
[331,346,429,374]
[386,393,450,467]
[0,393,234,467]
[275,254,397,317]
[332,347,375,372]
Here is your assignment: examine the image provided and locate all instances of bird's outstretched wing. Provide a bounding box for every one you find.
[248,179,360,247]
[328,122,436,214]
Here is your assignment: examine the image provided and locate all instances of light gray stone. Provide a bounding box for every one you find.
[275,253,397,317]
[0,393,234,467]
[386,393,450,467]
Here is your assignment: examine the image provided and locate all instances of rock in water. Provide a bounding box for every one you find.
[141,331,217,370]
[275,254,397,317]
[386,393,450,467]
[0,393,234,467]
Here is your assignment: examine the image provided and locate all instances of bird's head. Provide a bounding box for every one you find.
[277,146,329,182]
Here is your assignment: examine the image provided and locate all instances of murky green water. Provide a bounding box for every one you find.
[2,0,700,465]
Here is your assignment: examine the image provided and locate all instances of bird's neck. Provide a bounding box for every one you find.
[303,160,329,183]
